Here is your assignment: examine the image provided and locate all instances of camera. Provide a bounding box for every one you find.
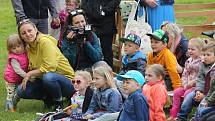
[67,24,92,35]
[66,24,92,44]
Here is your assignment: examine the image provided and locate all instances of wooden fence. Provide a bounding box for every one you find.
[174,2,215,37]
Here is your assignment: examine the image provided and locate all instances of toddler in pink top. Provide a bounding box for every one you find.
[51,0,79,48]
[3,34,28,112]
[168,38,205,121]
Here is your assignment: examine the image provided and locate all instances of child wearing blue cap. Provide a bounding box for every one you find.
[119,33,147,76]
[117,70,149,121]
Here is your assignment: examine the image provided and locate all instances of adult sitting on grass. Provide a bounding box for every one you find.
[16,19,75,111]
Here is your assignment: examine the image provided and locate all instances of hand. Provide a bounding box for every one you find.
[52,17,60,26]
[21,74,31,90]
[187,80,195,88]
[200,100,208,108]
[145,0,158,8]
[66,31,76,40]
[83,114,93,119]
[176,62,183,73]
[64,107,72,115]
[195,91,204,102]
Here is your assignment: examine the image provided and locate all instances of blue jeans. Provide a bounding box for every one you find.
[177,91,200,121]
[17,72,75,101]
[194,98,215,121]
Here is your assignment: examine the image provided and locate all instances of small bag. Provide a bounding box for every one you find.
[122,0,152,55]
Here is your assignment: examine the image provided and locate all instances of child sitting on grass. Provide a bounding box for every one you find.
[147,29,181,91]
[64,70,94,118]
[83,66,122,120]
[176,41,215,121]
[168,38,205,121]
[117,70,149,121]
[142,64,168,121]
[119,33,147,76]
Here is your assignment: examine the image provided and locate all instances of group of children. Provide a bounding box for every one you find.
[3,0,215,120]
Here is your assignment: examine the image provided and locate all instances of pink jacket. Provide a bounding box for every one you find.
[51,9,68,47]
[142,80,168,121]
[4,52,28,84]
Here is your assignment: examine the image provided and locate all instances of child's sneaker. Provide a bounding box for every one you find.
[5,100,16,112]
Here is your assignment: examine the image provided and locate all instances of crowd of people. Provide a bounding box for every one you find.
[2,0,215,121]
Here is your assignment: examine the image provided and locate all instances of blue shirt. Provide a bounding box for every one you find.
[85,88,122,119]
[118,89,149,121]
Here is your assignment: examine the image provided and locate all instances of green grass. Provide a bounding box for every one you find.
[0,0,43,121]
[0,0,214,120]
[176,0,215,4]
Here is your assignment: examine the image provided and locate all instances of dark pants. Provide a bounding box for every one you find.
[201,110,215,121]
[30,18,48,34]
[17,72,75,101]
[97,33,114,69]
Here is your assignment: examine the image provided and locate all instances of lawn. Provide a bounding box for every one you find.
[0,0,214,120]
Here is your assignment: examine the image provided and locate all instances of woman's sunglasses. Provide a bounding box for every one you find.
[70,9,84,17]
[18,19,31,26]
[72,80,81,85]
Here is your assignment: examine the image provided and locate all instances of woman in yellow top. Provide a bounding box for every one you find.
[16,19,75,110]
[147,29,181,91]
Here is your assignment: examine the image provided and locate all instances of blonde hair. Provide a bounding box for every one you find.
[146,64,165,79]
[166,23,183,39]
[189,38,205,51]
[202,41,215,55]
[7,34,24,52]
[65,0,80,6]
[92,61,113,73]
[75,70,92,86]
[93,66,116,89]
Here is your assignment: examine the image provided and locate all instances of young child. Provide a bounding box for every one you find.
[3,34,28,112]
[168,38,205,120]
[147,29,181,91]
[142,64,168,121]
[83,66,122,120]
[117,70,149,121]
[64,70,94,118]
[119,33,147,76]
[194,79,215,121]
[176,41,215,121]
[51,0,79,48]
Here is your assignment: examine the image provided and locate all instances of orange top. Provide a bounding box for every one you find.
[142,80,168,121]
[147,47,181,89]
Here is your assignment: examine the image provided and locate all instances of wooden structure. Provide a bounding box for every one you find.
[174,2,215,37]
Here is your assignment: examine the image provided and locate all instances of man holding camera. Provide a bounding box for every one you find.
[81,0,121,69]
[61,9,103,70]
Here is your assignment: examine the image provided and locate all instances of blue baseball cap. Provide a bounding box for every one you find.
[119,33,141,47]
[117,70,145,86]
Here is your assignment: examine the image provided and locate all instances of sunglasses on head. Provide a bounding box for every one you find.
[18,19,31,26]
[70,9,84,16]
[72,79,82,85]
